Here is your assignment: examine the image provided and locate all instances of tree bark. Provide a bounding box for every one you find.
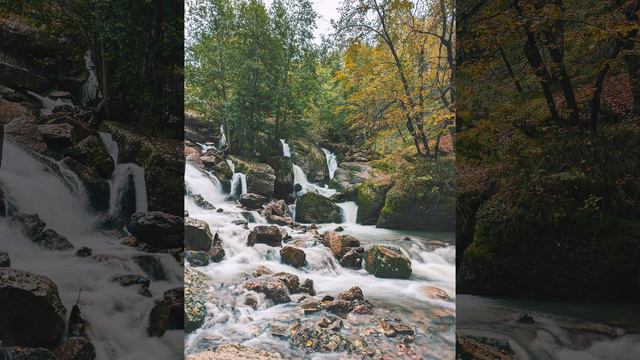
[499,46,523,93]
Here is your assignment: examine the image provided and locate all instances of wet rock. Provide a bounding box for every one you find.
[209,244,225,263]
[324,300,351,315]
[339,249,363,270]
[290,139,329,182]
[247,225,286,247]
[184,217,213,251]
[317,315,343,331]
[0,268,66,348]
[424,286,449,301]
[253,265,273,277]
[239,193,268,210]
[280,246,306,268]
[74,247,92,257]
[148,288,184,337]
[272,156,294,199]
[186,344,282,360]
[191,194,215,210]
[289,323,356,353]
[185,251,209,267]
[37,123,76,150]
[263,200,288,217]
[0,347,55,359]
[94,214,125,237]
[272,272,300,293]
[185,267,210,332]
[334,226,344,232]
[517,314,535,324]
[364,245,412,279]
[350,304,374,315]
[64,135,114,179]
[299,299,322,313]
[112,274,152,297]
[356,178,393,225]
[246,163,276,198]
[244,293,258,310]
[67,304,88,338]
[5,116,48,153]
[299,278,316,296]
[322,231,361,259]
[337,286,364,302]
[456,335,517,360]
[295,192,341,223]
[0,99,34,125]
[128,211,183,249]
[392,323,415,336]
[244,279,291,304]
[34,229,74,251]
[266,214,293,227]
[52,337,96,360]
[44,114,94,142]
[61,158,109,211]
[132,255,167,281]
[13,213,46,239]
[0,250,10,267]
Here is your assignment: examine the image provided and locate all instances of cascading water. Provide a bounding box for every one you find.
[292,164,336,198]
[226,159,247,197]
[218,125,227,149]
[321,148,338,180]
[99,132,148,216]
[280,139,291,157]
[79,50,100,106]
[0,137,182,360]
[26,91,73,116]
[185,152,456,358]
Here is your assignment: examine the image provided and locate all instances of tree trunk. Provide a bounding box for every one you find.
[499,46,523,93]
[590,63,610,131]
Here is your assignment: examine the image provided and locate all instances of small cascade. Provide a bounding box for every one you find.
[196,142,214,153]
[321,147,338,179]
[26,91,73,116]
[79,50,100,106]
[99,132,148,217]
[280,139,291,157]
[293,164,336,197]
[226,159,247,197]
[218,124,227,149]
[338,201,358,224]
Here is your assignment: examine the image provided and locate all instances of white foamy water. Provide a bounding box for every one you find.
[184,155,455,358]
[79,50,100,106]
[0,138,181,360]
[321,148,338,180]
[280,139,291,157]
[26,91,74,116]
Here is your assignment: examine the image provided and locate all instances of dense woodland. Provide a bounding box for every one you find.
[457,0,640,300]
[0,0,184,138]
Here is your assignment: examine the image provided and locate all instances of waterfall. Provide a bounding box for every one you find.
[280,139,291,157]
[321,148,338,179]
[226,159,246,197]
[338,201,358,224]
[79,50,100,106]
[99,132,148,216]
[218,125,227,149]
[26,91,73,116]
[0,137,183,360]
[293,164,336,197]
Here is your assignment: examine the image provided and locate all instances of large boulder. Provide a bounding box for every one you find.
[184,217,213,251]
[64,135,114,179]
[37,123,76,150]
[243,278,291,304]
[364,245,412,279]
[61,158,109,211]
[321,231,361,259]
[280,246,306,268]
[239,193,268,210]
[271,156,294,200]
[5,116,48,153]
[148,288,184,337]
[246,163,276,198]
[356,178,393,225]
[34,229,74,251]
[247,225,286,247]
[0,268,67,348]
[290,139,328,182]
[52,337,96,360]
[185,267,210,332]
[128,212,183,249]
[295,192,341,224]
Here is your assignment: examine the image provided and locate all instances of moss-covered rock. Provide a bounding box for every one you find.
[291,139,328,183]
[364,245,412,279]
[61,157,109,211]
[184,267,210,332]
[271,156,294,200]
[377,160,455,231]
[356,178,393,225]
[295,192,341,224]
[64,135,114,179]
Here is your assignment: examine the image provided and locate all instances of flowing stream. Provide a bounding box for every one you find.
[321,148,338,180]
[457,295,640,359]
[0,136,182,360]
[185,140,456,359]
